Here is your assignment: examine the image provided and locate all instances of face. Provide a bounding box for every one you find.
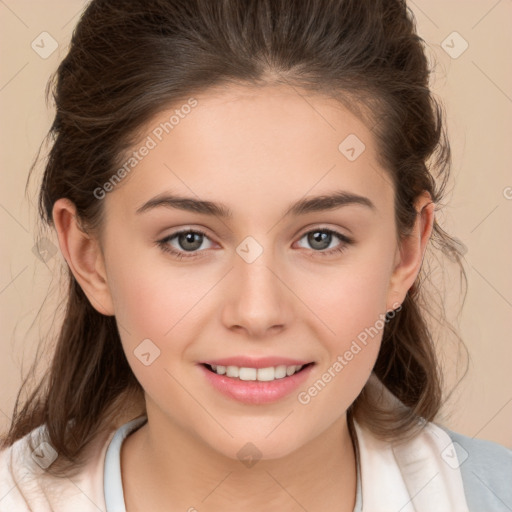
[95,84,403,460]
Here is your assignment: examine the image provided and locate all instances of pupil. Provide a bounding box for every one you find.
[309,231,330,250]
[179,232,202,251]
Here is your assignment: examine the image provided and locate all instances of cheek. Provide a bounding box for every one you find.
[104,250,225,387]
[291,247,394,410]
[294,273,387,429]
[105,261,199,410]
[296,251,394,345]
[106,245,215,340]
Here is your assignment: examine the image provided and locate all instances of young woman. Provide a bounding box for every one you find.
[1,0,510,511]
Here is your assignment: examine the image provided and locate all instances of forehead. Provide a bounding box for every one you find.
[107,84,393,220]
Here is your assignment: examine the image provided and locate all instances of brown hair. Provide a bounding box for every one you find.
[1,0,467,476]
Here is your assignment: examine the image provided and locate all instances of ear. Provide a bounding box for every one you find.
[386,191,435,310]
[52,198,115,316]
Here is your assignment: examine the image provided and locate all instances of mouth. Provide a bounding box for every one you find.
[199,361,316,405]
[201,362,314,382]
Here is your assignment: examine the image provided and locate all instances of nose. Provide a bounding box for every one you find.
[220,250,294,338]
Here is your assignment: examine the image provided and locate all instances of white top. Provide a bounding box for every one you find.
[103,417,147,512]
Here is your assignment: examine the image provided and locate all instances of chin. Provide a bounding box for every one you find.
[209,428,308,464]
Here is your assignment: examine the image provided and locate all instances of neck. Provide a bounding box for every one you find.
[121,410,357,512]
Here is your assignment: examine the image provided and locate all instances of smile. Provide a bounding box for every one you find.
[199,361,315,404]
[205,363,310,381]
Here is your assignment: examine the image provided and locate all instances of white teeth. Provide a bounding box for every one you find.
[256,367,275,381]
[226,366,239,378]
[274,365,287,379]
[239,367,257,381]
[210,364,305,381]
[286,365,296,376]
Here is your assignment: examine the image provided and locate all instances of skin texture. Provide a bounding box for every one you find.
[53,84,434,511]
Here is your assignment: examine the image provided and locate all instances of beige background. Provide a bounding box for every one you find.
[1,1,511,447]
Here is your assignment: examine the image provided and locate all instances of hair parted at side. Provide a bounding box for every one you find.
[1,0,468,477]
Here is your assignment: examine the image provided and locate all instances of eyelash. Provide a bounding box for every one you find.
[156,228,353,260]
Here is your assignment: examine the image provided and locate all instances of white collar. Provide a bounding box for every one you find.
[353,418,469,511]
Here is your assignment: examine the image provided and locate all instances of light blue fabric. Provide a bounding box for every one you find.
[439,425,512,512]
[103,416,511,512]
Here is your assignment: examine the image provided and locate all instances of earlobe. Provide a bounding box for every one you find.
[386,192,435,309]
[52,198,115,316]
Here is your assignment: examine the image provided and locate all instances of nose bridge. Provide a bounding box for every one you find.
[221,236,292,336]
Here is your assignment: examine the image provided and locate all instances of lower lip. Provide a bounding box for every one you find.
[199,364,314,405]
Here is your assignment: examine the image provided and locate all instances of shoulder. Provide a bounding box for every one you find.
[438,424,512,512]
[0,422,115,512]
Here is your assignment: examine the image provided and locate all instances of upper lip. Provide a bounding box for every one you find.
[200,357,314,369]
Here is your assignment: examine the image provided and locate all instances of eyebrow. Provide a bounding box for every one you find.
[135,190,376,218]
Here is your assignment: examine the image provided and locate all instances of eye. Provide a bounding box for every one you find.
[157,229,214,259]
[157,227,353,260]
[295,228,353,256]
